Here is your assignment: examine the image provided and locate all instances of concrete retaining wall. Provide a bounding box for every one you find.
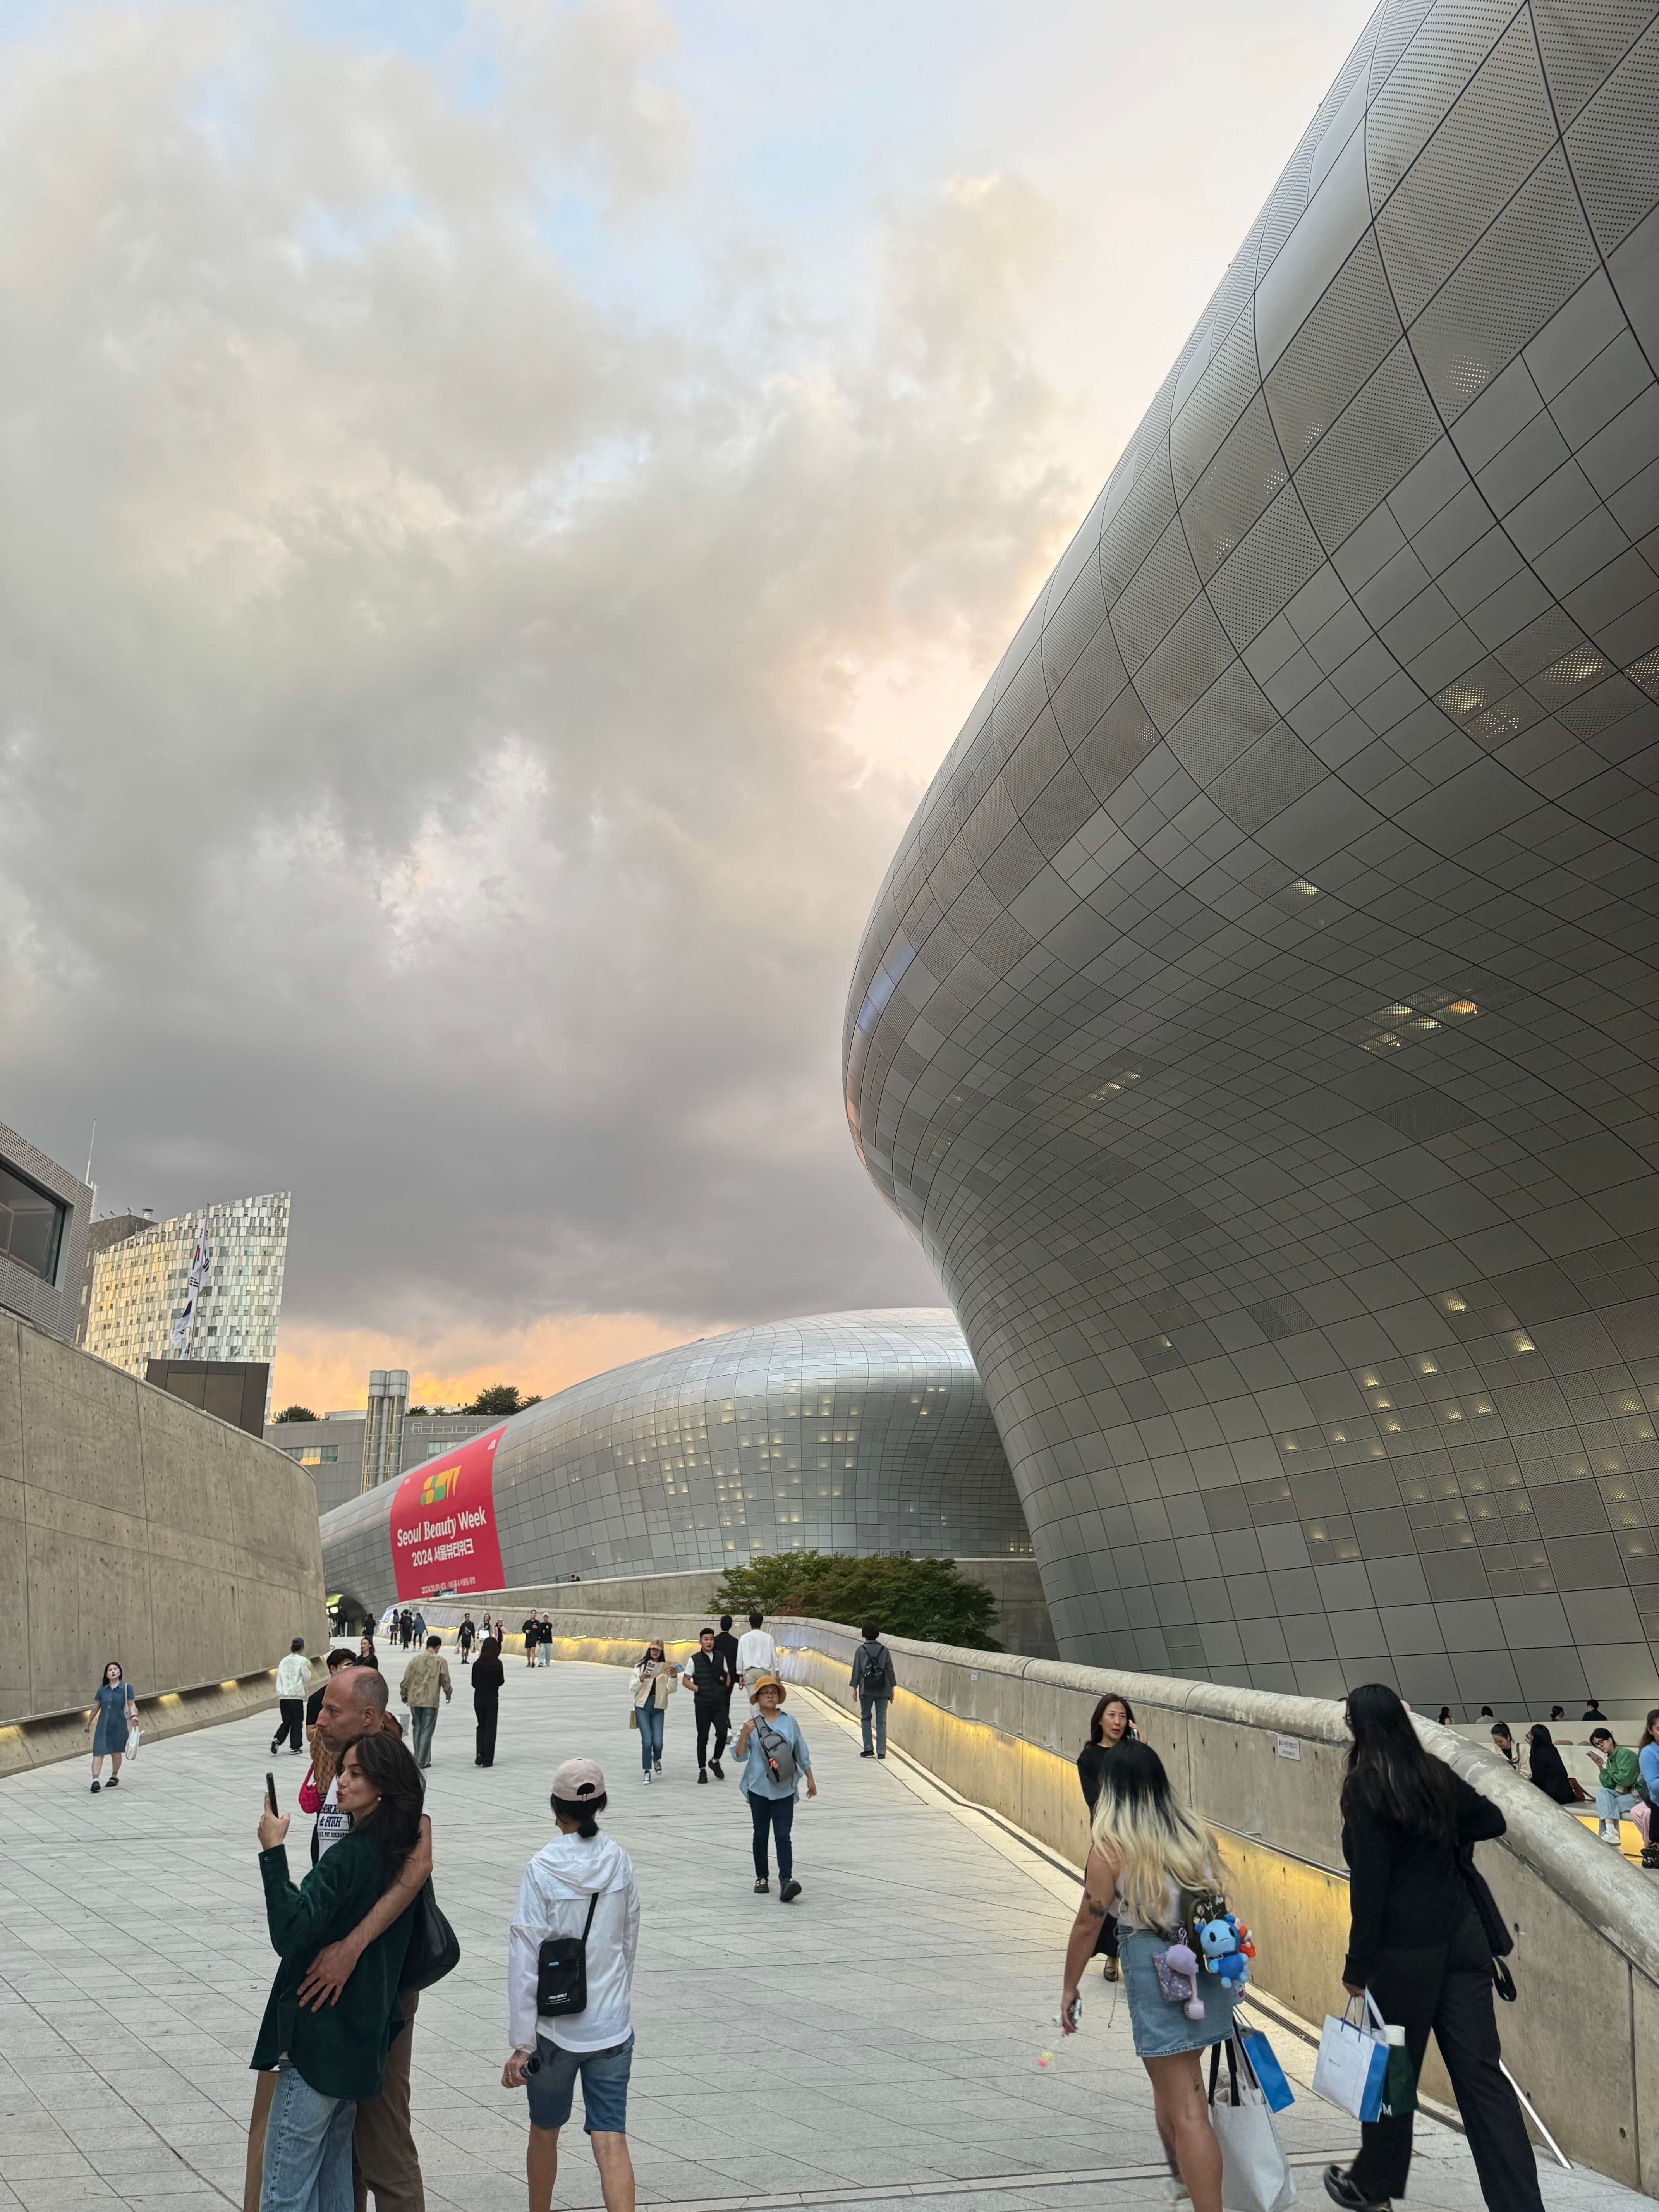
[463,1560,1057,1659]
[0,1658,322,1777]
[532,1606,1659,2195]
[0,1314,328,1722]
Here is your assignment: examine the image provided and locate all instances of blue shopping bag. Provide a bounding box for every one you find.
[1239,2026,1295,2113]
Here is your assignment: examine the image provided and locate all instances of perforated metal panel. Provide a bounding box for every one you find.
[844,0,1659,1713]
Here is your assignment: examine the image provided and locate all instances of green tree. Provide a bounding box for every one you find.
[407,1405,430,1417]
[464,1383,544,1416]
[714,1552,1001,1650]
[275,1404,318,1424]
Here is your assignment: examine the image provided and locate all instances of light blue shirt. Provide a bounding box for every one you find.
[1640,1742,1659,1800]
[736,1706,810,1799]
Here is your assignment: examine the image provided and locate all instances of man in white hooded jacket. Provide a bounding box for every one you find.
[504,1758,641,2212]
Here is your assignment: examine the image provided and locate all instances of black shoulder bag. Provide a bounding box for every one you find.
[1456,1843,1516,2001]
[536,1892,599,2016]
[399,1878,461,1992]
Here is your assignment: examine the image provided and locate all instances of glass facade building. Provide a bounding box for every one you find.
[846,3,1659,1714]
[82,1192,289,1417]
[320,1308,1032,1611]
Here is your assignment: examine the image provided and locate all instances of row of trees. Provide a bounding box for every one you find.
[714,1551,1002,1650]
[275,1382,541,1424]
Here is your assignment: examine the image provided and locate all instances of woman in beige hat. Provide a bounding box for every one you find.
[732,1676,816,1901]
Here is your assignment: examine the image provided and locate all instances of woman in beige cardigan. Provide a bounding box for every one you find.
[629,1638,680,1783]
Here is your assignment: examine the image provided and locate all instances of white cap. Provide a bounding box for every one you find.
[551,1757,605,1800]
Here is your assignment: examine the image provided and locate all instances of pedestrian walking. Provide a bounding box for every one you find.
[244,1663,435,2212]
[457,1614,476,1665]
[1587,1726,1642,1842]
[358,1634,380,1671]
[1060,1740,1236,2212]
[681,1627,733,1783]
[1322,1682,1544,2212]
[736,1611,776,1691]
[629,1640,680,1782]
[1523,1724,1575,1805]
[732,1674,816,1899]
[849,1621,895,1759]
[1076,1692,1139,1982]
[504,1758,640,2212]
[87,1661,137,1792]
[522,1611,540,1668]
[412,1612,427,1644]
[713,1614,741,1691]
[537,1613,554,1666]
[272,1638,311,1756]
[252,1730,424,2212]
[473,1637,506,1767]
[399,1637,453,1769]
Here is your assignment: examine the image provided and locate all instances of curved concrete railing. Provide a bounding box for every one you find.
[526,1604,1659,2194]
[0,1659,324,1778]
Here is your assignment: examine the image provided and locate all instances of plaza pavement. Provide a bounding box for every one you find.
[0,1652,1635,2212]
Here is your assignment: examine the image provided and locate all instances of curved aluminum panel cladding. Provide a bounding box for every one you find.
[320,1308,1030,1610]
[844,3,1659,1708]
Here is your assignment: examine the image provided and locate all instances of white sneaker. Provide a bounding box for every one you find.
[642,1769,651,1784]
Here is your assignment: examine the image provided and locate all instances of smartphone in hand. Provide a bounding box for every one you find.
[266,1771,279,1815]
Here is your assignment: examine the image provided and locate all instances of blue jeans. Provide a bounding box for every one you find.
[860,1693,888,1756]
[526,2033,634,2135]
[637,1703,664,1770]
[750,1790,794,1880]
[260,2061,355,2212]
[537,1639,550,1665]
[407,1705,438,1767]
[1598,1786,1638,1821]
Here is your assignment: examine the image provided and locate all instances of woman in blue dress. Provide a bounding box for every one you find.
[87,1661,136,1792]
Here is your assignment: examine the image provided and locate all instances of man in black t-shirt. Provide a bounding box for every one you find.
[684,1626,735,1781]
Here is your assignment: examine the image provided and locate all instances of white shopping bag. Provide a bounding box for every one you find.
[1312,1993,1389,2122]
[124,1723,142,1757]
[1210,2039,1295,2212]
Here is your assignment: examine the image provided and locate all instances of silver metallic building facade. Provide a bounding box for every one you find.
[846,2,1659,1712]
[320,1309,1032,1612]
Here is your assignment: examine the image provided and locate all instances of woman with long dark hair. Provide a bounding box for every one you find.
[253,1731,424,2212]
[1060,1741,1234,2212]
[86,1661,136,1792]
[472,1636,506,1767]
[1323,1683,1543,2212]
[1523,1724,1575,1806]
[629,1638,680,1782]
[505,1759,640,2212]
[1076,1693,1137,1981]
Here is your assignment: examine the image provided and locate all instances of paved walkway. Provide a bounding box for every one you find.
[0,1656,1635,2212]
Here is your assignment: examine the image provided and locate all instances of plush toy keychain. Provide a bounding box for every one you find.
[1197,1913,1255,1987]
[1162,1942,1206,2019]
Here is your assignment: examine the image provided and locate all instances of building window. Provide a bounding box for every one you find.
[0,1160,65,1284]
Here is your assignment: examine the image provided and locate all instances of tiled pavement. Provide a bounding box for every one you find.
[0,1655,1636,2211]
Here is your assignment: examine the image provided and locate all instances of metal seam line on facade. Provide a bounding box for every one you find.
[843,0,1659,1709]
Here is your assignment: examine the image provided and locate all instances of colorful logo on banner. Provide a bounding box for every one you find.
[390,1425,507,1599]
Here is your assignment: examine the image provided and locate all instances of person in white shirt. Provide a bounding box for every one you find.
[270,1638,310,1756]
[735,1613,777,1690]
[504,1758,640,2212]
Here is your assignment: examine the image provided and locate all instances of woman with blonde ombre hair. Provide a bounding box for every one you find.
[1060,1740,1235,2212]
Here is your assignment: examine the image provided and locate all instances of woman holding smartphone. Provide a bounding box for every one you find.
[252,1733,424,2212]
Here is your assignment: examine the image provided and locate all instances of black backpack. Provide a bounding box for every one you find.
[535,1891,598,2016]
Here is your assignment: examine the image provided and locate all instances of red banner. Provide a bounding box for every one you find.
[389,1424,507,1599]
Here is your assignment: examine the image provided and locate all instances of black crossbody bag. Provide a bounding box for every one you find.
[399,1878,461,1993]
[536,1892,599,2016]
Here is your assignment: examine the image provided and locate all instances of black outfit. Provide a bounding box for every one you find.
[1525,1734,1575,1805]
[1077,1741,1123,1962]
[1341,1769,1544,2210]
[712,1628,741,1683]
[271,1700,304,1754]
[683,1646,735,1770]
[471,1653,504,1765]
[306,1682,328,1728]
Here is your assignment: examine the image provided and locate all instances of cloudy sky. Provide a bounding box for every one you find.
[2,0,1370,1414]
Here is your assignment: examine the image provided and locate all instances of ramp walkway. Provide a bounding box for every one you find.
[0,1656,1635,2211]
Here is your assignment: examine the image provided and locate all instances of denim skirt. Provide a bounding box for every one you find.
[1120,1927,1241,2059]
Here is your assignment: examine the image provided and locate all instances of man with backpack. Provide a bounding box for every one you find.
[850,1621,895,1760]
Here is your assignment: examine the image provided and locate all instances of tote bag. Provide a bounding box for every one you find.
[1208,2040,1296,2212]
[1312,1992,1391,2122]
